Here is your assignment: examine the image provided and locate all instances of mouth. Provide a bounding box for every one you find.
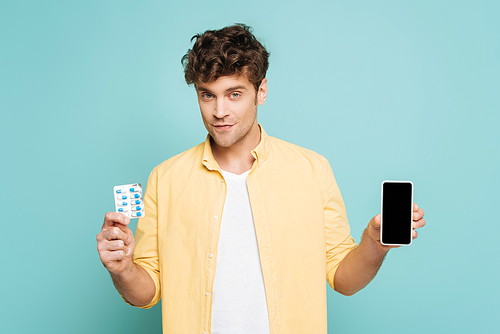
[213,124,234,130]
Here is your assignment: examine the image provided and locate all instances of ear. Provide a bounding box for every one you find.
[257,78,268,105]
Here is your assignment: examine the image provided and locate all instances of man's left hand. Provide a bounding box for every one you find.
[366,203,426,252]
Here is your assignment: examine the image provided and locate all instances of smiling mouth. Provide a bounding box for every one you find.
[213,124,234,130]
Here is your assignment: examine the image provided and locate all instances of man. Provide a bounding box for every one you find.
[96,24,426,333]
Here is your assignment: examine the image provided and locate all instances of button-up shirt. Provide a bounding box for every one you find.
[128,126,357,333]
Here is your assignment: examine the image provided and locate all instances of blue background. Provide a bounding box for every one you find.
[1,0,498,333]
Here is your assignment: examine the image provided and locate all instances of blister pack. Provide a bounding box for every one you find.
[113,183,145,218]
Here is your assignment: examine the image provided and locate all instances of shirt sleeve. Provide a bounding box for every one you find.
[122,167,161,308]
[319,156,358,290]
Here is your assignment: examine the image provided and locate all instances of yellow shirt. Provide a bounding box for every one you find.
[130,126,357,333]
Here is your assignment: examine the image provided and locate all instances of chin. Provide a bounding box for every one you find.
[208,131,231,147]
[212,136,237,148]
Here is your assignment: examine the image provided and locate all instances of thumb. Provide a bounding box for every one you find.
[370,214,381,228]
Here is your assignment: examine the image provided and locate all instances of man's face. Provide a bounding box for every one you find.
[196,74,267,149]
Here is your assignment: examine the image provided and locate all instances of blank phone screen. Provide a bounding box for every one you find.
[382,182,413,245]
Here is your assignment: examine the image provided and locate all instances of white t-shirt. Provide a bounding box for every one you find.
[211,170,270,334]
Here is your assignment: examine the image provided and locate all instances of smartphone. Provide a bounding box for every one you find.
[381,180,413,246]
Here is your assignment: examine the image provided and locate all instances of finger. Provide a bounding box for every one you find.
[367,215,382,242]
[413,217,426,229]
[123,226,134,245]
[102,226,131,243]
[102,212,130,231]
[412,229,418,239]
[413,207,426,220]
[97,228,133,246]
[97,240,129,260]
[101,239,127,252]
[413,211,420,220]
[125,243,134,256]
[371,214,381,228]
[102,249,127,262]
[413,203,419,212]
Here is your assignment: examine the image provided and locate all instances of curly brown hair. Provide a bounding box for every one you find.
[181,24,270,92]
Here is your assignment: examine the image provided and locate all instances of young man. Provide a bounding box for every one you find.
[96,24,426,334]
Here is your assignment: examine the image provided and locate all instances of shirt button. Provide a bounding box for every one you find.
[221,179,224,183]
[206,292,210,296]
[204,332,208,334]
[209,253,213,258]
[213,215,218,220]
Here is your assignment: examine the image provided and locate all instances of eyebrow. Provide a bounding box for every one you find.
[197,85,247,94]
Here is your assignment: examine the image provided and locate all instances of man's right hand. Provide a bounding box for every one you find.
[96,212,156,306]
[96,212,135,275]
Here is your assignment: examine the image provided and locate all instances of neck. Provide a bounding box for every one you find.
[211,123,261,175]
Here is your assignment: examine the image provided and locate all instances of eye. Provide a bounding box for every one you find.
[230,92,240,99]
[201,93,214,100]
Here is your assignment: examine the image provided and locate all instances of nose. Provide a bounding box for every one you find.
[213,100,230,119]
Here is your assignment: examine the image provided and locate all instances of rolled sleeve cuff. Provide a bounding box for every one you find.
[121,263,161,309]
[326,238,358,290]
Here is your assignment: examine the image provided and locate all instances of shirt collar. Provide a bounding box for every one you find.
[202,124,270,171]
